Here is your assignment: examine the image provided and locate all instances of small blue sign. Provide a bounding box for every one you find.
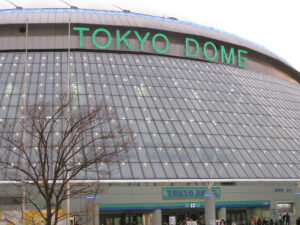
[87,196,100,199]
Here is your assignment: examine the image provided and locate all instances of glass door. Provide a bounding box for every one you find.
[100,213,143,225]
[99,215,121,225]
[227,210,247,224]
[124,214,142,225]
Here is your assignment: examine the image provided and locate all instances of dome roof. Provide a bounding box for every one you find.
[0,9,299,182]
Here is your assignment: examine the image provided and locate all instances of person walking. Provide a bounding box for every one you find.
[254,217,257,225]
[258,218,262,225]
[279,214,282,225]
[262,218,267,225]
[285,213,290,225]
[227,218,232,225]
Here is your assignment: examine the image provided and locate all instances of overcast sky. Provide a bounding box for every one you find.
[1,0,300,72]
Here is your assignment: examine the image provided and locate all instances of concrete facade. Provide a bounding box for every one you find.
[51,182,298,224]
[1,182,298,224]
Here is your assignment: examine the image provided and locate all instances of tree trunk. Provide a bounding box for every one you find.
[46,201,53,225]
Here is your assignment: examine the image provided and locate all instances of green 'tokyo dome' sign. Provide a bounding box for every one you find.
[163,187,221,199]
[73,27,248,68]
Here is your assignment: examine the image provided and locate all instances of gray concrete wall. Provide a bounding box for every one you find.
[73,182,298,224]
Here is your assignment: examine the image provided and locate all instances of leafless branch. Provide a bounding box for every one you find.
[0,94,133,225]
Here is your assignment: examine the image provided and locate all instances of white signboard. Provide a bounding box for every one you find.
[187,221,197,225]
[169,216,176,225]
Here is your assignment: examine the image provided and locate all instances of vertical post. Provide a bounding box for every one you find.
[66,18,71,225]
[205,189,216,225]
[85,197,100,225]
[153,209,162,225]
[269,201,277,220]
[22,19,29,225]
[218,207,226,220]
[295,188,300,219]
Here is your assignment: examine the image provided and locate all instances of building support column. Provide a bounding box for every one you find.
[295,189,300,219]
[269,200,277,220]
[218,207,226,220]
[153,209,162,225]
[85,197,100,225]
[205,189,216,225]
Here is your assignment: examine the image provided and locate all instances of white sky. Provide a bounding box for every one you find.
[2,0,300,72]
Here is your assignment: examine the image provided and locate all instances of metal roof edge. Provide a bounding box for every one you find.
[0,8,291,68]
[0,178,299,184]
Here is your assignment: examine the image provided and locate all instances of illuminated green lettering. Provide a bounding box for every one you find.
[92,28,112,49]
[238,49,248,68]
[152,33,169,54]
[204,41,218,61]
[117,30,133,50]
[73,27,89,47]
[185,38,199,57]
[221,45,235,65]
[134,31,150,51]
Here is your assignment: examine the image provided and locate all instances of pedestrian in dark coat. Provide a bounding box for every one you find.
[286,213,290,225]
[262,218,267,225]
[282,214,286,225]
[258,218,262,225]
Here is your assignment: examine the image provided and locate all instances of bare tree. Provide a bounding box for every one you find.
[0,95,132,225]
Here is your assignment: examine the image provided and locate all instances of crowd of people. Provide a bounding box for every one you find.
[253,213,291,225]
[162,213,300,225]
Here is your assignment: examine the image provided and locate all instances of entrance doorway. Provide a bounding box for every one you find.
[227,210,247,223]
[99,213,143,225]
[162,210,205,224]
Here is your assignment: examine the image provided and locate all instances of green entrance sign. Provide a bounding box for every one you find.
[163,187,221,199]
